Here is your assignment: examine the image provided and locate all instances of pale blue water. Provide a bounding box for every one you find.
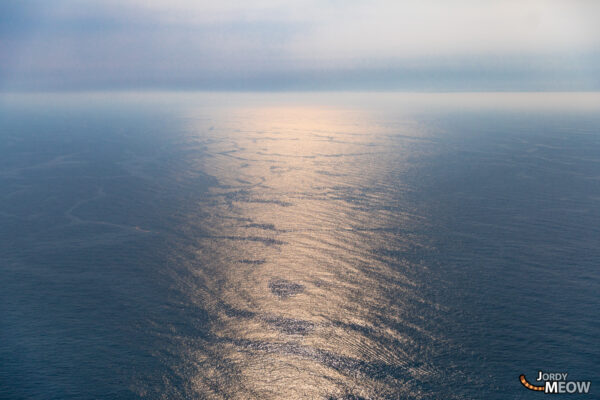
[1,93,599,399]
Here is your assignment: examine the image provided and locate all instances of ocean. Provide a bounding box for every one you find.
[1,92,599,399]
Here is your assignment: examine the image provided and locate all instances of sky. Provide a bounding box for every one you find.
[1,0,599,91]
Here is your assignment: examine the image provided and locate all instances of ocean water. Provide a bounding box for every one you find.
[1,92,599,399]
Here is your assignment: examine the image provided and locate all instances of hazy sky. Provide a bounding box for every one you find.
[1,0,599,91]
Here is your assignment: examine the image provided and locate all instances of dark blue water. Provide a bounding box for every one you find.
[1,93,599,399]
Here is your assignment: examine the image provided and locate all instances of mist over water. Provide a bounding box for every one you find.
[1,93,599,399]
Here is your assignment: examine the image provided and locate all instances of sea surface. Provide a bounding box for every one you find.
[1,92,599,399]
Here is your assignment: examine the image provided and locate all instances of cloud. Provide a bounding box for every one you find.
[1,0,599,90]
[292,1,600,59]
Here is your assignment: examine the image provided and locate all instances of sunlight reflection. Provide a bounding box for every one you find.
[174,104,440,398]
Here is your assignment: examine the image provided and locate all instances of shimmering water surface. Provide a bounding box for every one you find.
[1,93,599,399]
